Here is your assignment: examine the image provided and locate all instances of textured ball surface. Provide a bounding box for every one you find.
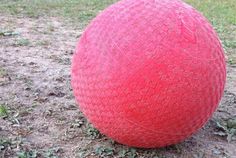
[71,0,226,148]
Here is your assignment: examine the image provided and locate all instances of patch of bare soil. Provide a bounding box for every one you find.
[0,15,236,158]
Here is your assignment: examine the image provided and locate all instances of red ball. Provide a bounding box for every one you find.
[71,0,226,148]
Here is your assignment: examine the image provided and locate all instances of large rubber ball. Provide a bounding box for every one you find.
[71,0,226,148]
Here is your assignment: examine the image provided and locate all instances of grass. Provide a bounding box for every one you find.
[0,30,19,36]
[14,38,31,46]
[0,0,117,26]
[17,150,38,158]
[36,40,50,47]
[0,104,8,118]
[0,138,11,151]
[185,0,236,26]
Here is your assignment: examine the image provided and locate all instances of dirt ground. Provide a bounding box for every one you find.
[0,14,236,158]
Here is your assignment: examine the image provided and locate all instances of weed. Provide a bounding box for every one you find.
[0,105,23,126]
[0,104,8,118]
[17,147,61,158]
[0,138,11,151]
[166,144,182,154]
[118,148,137,158]
[17,150,38,158]
[95,146,114,157]
[36,40,50,46]
[76,148,91,158]
[214,119,236,142]
[43,148,60,158]
[14,38,31,46]
[0,30,19,36]
[227,118,236,129]
[86,125,101,139]
[228,58,235,65]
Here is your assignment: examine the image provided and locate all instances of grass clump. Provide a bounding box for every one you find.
[0,104,8,118]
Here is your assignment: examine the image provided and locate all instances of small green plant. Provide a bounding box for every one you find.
[228,58,236,65]
[0,30,19,36]
[17,148,61,158]
[0,104,8,118]
[76,148,91,158]
[95,146,114,157]
[223,40,236,49]
[227,118,236,129]
[86,125,101,139]
[118,148,137,158]
[166,144,182,154]
[17,150,38,158]
[0,68,7,78]
[0,138,11,151]
[43,148,60,158]
[15,38,30,46]
[214,118,236,142]
[36,40,50,46]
